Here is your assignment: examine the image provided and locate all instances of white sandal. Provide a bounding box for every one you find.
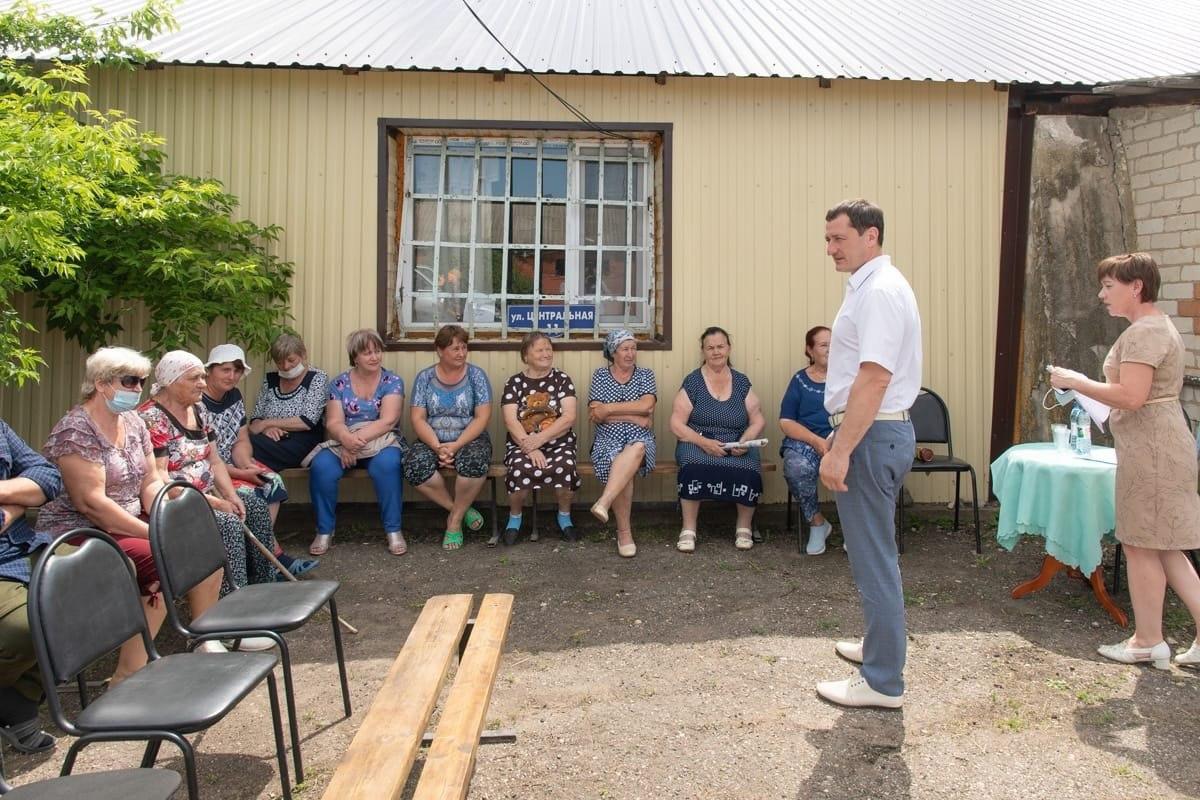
[677,529,697,553]
[735,528,754,550]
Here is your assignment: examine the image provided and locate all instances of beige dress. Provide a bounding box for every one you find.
[1104,315,1200,549]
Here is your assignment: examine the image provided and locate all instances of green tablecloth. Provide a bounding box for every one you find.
[990,443,1117,574]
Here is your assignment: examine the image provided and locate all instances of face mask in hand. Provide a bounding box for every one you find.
[1042,387,1075,410]
[278,363,306,380]
[105,389,142,413]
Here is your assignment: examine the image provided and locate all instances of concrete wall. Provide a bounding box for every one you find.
[1110,104,1200,424]
[1016,116,1132,444]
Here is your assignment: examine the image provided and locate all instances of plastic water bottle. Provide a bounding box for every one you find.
[1072,404,1092,456]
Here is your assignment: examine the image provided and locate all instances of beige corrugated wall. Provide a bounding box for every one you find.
[1,68,1006,505]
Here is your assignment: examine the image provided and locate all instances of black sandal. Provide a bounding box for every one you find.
[0,717,55,754]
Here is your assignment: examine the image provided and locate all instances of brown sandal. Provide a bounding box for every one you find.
[309,533,333,556]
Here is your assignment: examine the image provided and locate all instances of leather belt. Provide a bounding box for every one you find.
[828,409,910,428]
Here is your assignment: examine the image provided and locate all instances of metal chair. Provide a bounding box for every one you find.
[899,387,982,554]
[0,746,181,799]
[27,529,291,800]
[149,482,350,785]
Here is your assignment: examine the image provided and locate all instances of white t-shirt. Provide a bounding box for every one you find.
[824,254,923,415]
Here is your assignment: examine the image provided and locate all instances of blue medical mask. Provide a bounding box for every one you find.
[105,389,142,413]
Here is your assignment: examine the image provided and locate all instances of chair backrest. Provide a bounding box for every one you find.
[149,482,232,613]
[910,387,954,456]
[28,530,153,698]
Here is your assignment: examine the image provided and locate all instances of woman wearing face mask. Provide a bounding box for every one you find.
[202,343,318,579]
[38,347,213,681]
[249,333,329,472]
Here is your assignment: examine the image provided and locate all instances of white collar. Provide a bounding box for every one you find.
[847,254,891,291]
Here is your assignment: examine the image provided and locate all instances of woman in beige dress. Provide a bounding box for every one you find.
[1052,252,1200,669]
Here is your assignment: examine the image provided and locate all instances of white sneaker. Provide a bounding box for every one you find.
[196,640,228,654]
[835,640,864,664]
[234,636,277,652]
[807,522,832,555]
[816,675,903,709]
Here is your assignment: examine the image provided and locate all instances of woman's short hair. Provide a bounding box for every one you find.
[1096,252,1160,303]
[434,324,469,350]
[345,328,385,366]
[519,331,553,361]
[81,347,151,401]
[269,333,307,364]
[804,325,831,365]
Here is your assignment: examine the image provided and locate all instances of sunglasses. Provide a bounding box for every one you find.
[117,375,147,389]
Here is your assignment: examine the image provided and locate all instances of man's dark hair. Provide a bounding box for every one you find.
[826,199,885,246]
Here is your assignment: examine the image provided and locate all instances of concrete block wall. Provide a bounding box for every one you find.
[1112,104,1200,424]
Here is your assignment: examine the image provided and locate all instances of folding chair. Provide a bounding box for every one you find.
[899,387,981,554]
[28,529,291,800]
[149,482,349,784]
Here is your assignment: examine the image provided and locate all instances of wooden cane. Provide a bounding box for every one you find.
[242,524,360,635]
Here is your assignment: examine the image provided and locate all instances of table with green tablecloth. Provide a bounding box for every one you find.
[990,443,1127,626]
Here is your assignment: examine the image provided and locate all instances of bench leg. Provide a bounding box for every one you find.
[489,476,500,545]
[421,729,517,746]
[530,489,539,542]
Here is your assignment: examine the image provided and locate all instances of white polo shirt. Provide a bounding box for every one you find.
[824,254,923,415]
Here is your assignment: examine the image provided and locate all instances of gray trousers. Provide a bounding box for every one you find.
[834,420,914,697]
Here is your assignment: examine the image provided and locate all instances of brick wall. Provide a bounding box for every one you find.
[1112,104,1200,423]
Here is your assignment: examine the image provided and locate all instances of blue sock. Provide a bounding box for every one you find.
[506,513,522,530]
[557,511,573,529]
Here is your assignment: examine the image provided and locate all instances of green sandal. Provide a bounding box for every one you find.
[464,507,485,532]
[442,530,464,550]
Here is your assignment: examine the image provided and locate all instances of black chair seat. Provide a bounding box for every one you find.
[911,456,973,473]
[4,768,181,800]
[189,580,339,635]
[77,651,277,733]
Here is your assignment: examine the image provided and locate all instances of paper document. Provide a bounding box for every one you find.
[722,438,768,451]
[1076,394,1111,433]
[1078,449,1117,465]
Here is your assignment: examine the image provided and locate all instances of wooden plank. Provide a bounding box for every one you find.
[412,594,515,800]
[321,594,472,800]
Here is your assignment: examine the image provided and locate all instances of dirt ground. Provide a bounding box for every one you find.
[9,502,1200,799]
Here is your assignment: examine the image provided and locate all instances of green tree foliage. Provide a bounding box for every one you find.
[0,1,294,385]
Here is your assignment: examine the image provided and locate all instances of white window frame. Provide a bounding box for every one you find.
[396,134,655,339]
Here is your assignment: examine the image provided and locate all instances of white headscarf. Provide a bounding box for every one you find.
[151,350,205,396]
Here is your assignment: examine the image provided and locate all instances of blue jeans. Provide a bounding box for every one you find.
[782,444,822,522]
[309,447,404,535]
[833,420,914,697]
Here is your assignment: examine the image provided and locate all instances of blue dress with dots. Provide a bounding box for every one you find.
[674,368,762,506]
[588,365,657,482]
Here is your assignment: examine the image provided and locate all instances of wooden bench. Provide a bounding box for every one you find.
[321,593,514,800]
[282,460,777,543]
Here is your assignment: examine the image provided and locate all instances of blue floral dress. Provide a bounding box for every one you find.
[674,368,762,506]
[588,365,656,482]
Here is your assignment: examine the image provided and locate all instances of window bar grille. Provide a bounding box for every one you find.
[624,142,633,330]
[592,155,604,339]
[500,139,512,340]
[431,140,447,328]
[533,140,543,338]
[466,138,481,338]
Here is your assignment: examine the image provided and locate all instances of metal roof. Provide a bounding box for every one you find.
[28,0,1200,85]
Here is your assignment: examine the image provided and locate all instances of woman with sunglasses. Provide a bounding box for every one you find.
[39,347,221,682]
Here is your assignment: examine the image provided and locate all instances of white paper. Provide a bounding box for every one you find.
[722,438,768,451]
[1078,448,1117,465]
[1075,393,1111,433]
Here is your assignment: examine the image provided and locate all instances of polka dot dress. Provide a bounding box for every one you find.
[588,365,657,482]
[502,368,582,492]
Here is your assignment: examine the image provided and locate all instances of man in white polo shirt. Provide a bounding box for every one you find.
[817,199,922,709]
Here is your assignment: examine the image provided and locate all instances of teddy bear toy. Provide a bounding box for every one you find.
[519,391,559,433]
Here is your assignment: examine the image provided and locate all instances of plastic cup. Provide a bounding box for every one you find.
[1051,423,1070,453]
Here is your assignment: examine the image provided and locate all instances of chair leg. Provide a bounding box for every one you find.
[953,472,962,530]
[60,737,87,775]
[277,642,304,784]
[329,597,352,717]
[490,476,499,542]
[76,674,89,709]
[176,736,199,800]
[140,737,162,768]
[266,672,293,800]
[969,468,981,554]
